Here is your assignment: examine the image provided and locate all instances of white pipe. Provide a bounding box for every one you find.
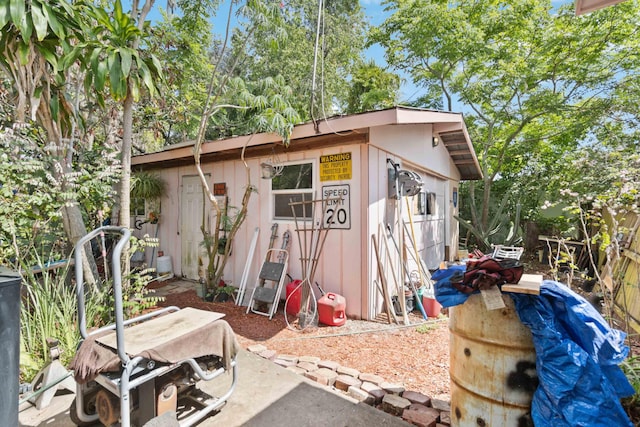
[236,227,259,306]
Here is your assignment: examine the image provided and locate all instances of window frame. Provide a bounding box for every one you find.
[131,197,147,217]
[270,160,316,221]
[414,191,436,217]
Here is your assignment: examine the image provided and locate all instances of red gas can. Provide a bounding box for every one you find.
[285,280,302,315]
[318,293,346,326]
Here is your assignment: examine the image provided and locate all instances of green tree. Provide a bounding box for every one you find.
[0,0,105,282]
[229,0,367,124]
[144,9,215,144]
[372,0,640,246]
[190,0,301,288]
[78,0,163,276]
[346,59,399,114]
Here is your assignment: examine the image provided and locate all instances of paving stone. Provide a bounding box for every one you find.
[266,351,452,426]
[360,381,386,404]
[273,358,297,368]
[317,367,338,383]
[247,344,267,354]
[431,398,450,412]
[407,404,438,415]
[276,354,299,364]
[337,365,360,378]
[334,374,362,392]
[439,411,451,425]
[402,390,431,406]
[360,381,382,394]
[380,381,406,395]
[258,349,277,360]
[381,393,411,417]
[286,366,307,375]
[402,408,439,427]
[304,370,326,385]
[318,360,340,371]
[348,385,375,405]
[359,373,385,385]
[298,355,321,364]
[296,361,318,372]
[304,368,338,386]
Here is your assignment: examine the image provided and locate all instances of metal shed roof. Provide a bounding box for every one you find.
[132,106,482,181]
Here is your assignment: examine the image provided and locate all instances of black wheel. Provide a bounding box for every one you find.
[69,392,99,426]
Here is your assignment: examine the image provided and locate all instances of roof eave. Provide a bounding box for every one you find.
[132,107,483,180]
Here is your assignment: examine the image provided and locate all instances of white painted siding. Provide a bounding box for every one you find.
[370,124,456,179]
[142,124,464,320]
[147,144,366,317]
[366,125,457,319]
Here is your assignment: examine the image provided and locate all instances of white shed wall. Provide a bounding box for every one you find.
[144,144,367,318]
[366,124,461,319]
[371,124,457,179]
[135,122,466,320]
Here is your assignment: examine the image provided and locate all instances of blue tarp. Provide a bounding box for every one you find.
[510,281,634,427]
[433,269,634,426]
[432,265,470,308]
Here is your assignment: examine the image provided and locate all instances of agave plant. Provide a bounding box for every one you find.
[456,194,523,252]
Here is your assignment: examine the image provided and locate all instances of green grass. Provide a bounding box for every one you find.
[415,322,440,334]
[20,266,83,382]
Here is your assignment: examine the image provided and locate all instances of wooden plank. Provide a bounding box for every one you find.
[96,308,225,355]
[371,234,397,324]
[615,305,640,336]
[452,160,477,165]
[612,212,640,335]
[623,248,640,264]
[502,274,543,295]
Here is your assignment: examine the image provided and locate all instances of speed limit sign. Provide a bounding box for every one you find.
[322,184,351,230]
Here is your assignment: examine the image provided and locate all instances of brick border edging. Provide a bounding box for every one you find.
[247,344,451,427]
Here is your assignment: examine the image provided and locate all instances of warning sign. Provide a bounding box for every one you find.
[319,152,352,182]
[322,184,351,230]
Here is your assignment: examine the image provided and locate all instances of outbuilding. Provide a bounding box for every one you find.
[132,106,481,320]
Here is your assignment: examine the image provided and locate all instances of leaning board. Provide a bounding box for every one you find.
[96,307,225,355]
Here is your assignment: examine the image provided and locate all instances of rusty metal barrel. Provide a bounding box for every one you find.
[449,293,537,427]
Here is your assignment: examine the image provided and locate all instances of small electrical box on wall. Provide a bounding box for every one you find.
[388,166,423,199]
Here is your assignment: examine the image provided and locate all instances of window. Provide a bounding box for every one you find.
[272,162,314,220]
[415,191,435,216]
[415,192,427,215]
[131,197,146,216]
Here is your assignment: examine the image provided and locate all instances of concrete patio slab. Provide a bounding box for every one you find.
[19,350,411,427]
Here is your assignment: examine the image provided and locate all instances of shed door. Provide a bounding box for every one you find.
[181,175,207,279]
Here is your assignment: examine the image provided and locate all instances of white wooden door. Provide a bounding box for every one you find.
[181,175,207,279]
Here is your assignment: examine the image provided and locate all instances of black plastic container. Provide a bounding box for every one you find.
[0,269,21,426]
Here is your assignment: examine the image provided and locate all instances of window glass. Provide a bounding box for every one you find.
[416,192,427,215]
[272,163,313,190]
[427,192,436,215]
[272,162,314,220]
[274,193,313,220]
[414,191,435,216]
[131,197,146,216]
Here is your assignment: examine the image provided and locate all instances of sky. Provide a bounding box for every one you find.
[359,1,421,101]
